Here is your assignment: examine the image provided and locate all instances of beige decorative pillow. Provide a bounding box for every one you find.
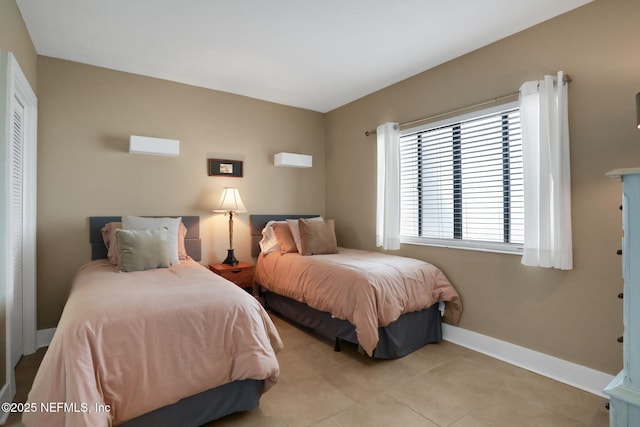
[122,216,181,265]
[103,221,188,263]
[272,222,298,254]
[115,227,171,272]
[287,216,323,253]
[299,219,338,256]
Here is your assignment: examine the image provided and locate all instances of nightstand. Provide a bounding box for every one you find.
[209,261,254,292]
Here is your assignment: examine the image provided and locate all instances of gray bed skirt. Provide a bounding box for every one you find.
[118,379,264,427]
[263,291,442,359]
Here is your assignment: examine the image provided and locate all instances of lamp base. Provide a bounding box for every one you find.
[222,249,239,266]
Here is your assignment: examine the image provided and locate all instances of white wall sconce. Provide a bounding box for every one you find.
[129,135,180,156]
[274,152,312,168]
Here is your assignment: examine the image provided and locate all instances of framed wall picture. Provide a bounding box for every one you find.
[208,159,243,177]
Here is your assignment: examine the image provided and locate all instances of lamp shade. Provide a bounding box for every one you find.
[213,187,247,213]
[636,92,640,129]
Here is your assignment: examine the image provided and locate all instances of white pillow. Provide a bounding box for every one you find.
[259,220,286,254]
[122,216,181,265]
[287,216,323,253]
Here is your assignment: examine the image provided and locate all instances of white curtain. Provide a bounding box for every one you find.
[519,71,573,270]
[376,122,401,250]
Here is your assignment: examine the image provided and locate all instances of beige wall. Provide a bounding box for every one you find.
[325,0,640,375]
[36,57,325,329]
[0,0,37,389]
[0,0,37,91]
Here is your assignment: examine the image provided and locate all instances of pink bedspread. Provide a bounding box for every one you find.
[23,259,282,427]
[255,248,462,356]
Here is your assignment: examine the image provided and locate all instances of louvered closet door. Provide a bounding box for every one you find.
[9,95,25,367]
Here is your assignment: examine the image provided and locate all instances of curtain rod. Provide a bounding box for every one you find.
[364,74,572,137]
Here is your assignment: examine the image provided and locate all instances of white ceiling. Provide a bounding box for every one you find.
[17,0,592,113]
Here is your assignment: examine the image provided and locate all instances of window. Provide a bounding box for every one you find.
[399,102,523,253]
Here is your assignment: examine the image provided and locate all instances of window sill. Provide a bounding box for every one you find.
[400,236,523,255]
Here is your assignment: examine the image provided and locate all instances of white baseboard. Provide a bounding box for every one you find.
[36,328,56,349]
[0,382,10,424]
[32,325,611,398]
[442,324,614,398]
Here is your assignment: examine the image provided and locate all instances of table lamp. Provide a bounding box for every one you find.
[213,187,247,265]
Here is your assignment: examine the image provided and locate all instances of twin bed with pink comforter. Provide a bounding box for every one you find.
[23,217,283,427]
[255,247,461,357]
[250,214,462,359]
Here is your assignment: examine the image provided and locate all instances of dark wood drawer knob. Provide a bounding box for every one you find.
[617,249,623,255]
[618,292,624,299]
[618,336,624,343]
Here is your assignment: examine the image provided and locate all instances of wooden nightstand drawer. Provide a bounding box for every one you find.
[209,262,254,289]
[217,268,253,286]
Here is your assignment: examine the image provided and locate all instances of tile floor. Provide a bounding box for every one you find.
[7,313,610,426]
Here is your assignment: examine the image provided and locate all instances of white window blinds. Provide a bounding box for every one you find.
[399,104,524,250]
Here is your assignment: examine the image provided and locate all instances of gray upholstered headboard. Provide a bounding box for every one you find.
[249,214,320,257]
[89,216,202,261]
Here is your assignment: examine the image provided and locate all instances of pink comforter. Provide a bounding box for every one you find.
[255,248,462,356]
[23,259,282,427]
